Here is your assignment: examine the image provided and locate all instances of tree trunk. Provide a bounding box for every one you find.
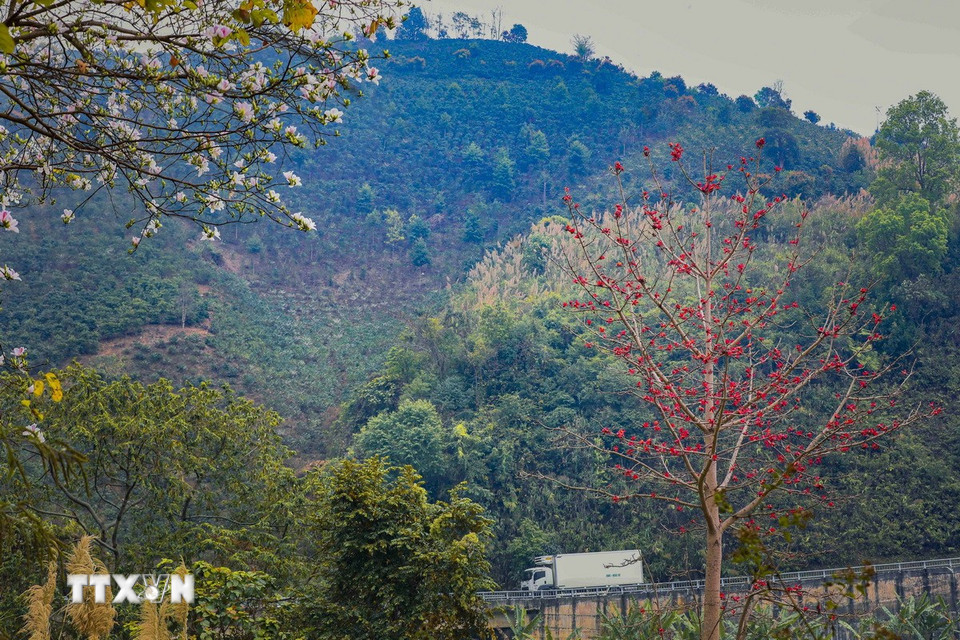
[702,491,723,640]
[701,203,722,640]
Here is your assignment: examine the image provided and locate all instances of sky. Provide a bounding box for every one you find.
[422,0,960,136]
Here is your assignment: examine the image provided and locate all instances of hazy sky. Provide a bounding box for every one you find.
[423,0,960,135]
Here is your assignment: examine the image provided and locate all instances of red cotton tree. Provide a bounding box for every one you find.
[546,141,936,640]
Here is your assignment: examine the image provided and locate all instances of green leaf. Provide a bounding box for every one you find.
[0,24,14,54]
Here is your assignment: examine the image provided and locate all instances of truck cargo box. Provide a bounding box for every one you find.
[551,550,643,589]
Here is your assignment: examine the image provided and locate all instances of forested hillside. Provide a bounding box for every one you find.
[0,37,869,457]
[7,37,950,586]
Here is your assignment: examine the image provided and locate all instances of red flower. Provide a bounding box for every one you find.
[613,161,624,174]
[756,137,765,149]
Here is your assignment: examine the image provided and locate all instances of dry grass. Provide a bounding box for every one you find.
[64,536,116,640]
[22,561,57,640]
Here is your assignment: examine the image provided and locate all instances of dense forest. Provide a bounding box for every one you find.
[3,24,960,640]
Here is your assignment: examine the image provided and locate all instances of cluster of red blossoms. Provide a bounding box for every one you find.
[555,141,937,538]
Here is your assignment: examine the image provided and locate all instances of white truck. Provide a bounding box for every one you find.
[519,550,644,591]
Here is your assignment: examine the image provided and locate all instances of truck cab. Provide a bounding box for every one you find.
[520,566,553,591]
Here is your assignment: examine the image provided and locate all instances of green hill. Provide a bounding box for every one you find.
[0,38,869,456]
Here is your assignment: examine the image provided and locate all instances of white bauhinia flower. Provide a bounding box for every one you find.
[291,212,316,231]
[200,226,221,241]
[283,171,302,187]
[61,209,75,223]
[234,100,254,123]
[0,209,18,232]
[22,423,45,443]
[1,265,21,280]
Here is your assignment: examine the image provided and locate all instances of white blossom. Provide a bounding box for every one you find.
[291,212,316,231]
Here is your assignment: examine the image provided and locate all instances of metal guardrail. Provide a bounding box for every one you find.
[479,556,960,602]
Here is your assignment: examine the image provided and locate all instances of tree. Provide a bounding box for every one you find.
[872,91,960,205]
[303,457,494,640]
[190,562,301,640]
[567,138,592,176]
[857,194,949,284]
[0,0,404,240]
[410,237,432,267]
[522,126,551,169]
[735,95,756,113]
[503,23,529,43]
[542,145,931,640]
[762,129,801,169]
[492,147,518,199]
[462,211,484,244]
[396,6,430,40]
[353,399,447,492]
[451,11,481,38]
[461,142,487,172]
[407,213,430,241]
[357,183,376,214]
[2,365,298,571]
[754,85,791,111]
[803,110,821,125]
[571,34,595,61]
[383,208,406,245]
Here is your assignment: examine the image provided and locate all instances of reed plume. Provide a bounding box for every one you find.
[22,561,57,640]
[64,536,116,640]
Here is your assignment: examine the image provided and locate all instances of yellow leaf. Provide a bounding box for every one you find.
[33,380,44,397]
[283,0,316,31]
[45,372,63,402]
